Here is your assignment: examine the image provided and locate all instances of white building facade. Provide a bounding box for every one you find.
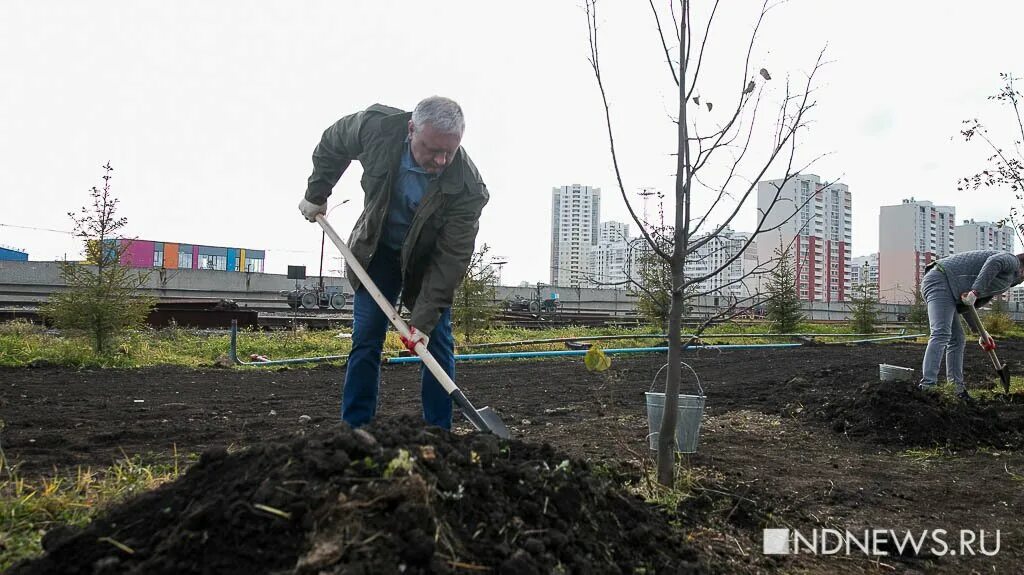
[756,174,852,302]
[587,221,631,286]
[954,219,1015,253]
[550,184,601,287]
[851,253,879,294]
[685,227,757,298]
[878,198,954,304]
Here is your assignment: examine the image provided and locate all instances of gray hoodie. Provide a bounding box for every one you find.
[931,250,1023,305]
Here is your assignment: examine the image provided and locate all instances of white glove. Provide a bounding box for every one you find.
[960,290,978,306]
[400,327,429,353]
[298,198,326,222]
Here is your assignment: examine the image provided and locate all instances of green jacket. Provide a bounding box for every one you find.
[305,104,489,335]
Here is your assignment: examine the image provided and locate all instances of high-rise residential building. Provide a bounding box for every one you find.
[587,221,631,287]
[878,198,954,303]
[1009,285,1024,306]
[685,227,757,298]
[598,221,630,244]
[756,174,852,302]
[851,253,879,294]
[550,184,601,286]
[954,219,1015,253]
[588,242,630,287]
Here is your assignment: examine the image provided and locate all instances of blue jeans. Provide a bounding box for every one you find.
[342,245,455,429]
[920,270,966,392]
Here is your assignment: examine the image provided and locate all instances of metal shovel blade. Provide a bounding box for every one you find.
[475,406,511,439]
[998,368,1011,394]
[964,305,1011,394]
[450,389,510,439]
[991,352,1011,394]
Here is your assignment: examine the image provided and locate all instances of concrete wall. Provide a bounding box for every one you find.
[0,260,351,307]
[5,260,1024,321]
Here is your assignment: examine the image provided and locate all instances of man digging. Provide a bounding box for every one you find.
[298,96,488,429]
[919,249,1024,401]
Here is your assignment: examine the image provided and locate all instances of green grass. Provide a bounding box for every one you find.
[972,375,1024,401]
[897,447,951,462]
[0,321,668,368]
[0,449,184,570]
[0,320,362,368]
[0,318,955,369]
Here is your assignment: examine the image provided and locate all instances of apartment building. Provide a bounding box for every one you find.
[851,253,879,293]
[756,174,852,302]
[685,226,757,298]
[550,184,601,287]
[878,198,954,303]
[954,219,1015,253]
[587,221,632,286]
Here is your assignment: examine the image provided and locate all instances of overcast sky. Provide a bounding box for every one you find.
[2,1,1021,284]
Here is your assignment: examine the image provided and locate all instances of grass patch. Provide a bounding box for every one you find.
[623,457,721,511]
[0,450,184,570]
[0,318,930,369]
[972,375,1024,401]
[897,447,951,462]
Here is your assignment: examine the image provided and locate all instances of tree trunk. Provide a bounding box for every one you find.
[656,285,684,484]
[657,0,691,487]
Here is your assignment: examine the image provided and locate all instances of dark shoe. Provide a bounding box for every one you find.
[956,389,974,404]
[917,382,936,392]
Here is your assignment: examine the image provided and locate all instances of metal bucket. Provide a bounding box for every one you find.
[645,391,706,453]
[879,363,914,382]
[646,362,706,453]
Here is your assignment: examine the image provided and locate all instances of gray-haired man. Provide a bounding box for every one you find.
[298,96,489,428]
[919,250,1024,400]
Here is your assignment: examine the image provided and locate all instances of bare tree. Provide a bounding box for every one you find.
[584,0,829,485]
[959,73,1024,248]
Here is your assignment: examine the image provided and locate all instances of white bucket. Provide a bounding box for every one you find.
[645,362,706,453]
[879,364,914,382]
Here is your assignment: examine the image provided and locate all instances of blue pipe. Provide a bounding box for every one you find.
[385,343,803,364]
[834,333,925,344]
[386,332,925,364]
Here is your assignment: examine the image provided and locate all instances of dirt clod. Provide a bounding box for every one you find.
[813,380,1024,448]
[11,417,702,575]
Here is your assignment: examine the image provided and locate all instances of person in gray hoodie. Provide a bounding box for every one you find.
[919,250,1024,400]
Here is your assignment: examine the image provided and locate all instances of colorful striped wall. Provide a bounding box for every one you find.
[164,243,179,269]
[122,240,154,268]
[116,239,264,272]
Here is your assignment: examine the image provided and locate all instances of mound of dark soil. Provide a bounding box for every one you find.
[13,417,704,575]
[812,379,1024,449]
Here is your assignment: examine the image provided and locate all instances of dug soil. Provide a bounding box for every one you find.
[3,340,1024,573]
[11,418,702,574]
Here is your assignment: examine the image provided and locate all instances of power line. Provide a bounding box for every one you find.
[0,222,74,235]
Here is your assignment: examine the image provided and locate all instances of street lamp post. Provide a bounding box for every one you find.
[319,200,349,291]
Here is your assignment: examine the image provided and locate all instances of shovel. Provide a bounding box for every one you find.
[316,215,510,438]
[962,304,1011,393]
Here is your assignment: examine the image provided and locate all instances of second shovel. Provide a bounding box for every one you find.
[963,304,1011,394]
